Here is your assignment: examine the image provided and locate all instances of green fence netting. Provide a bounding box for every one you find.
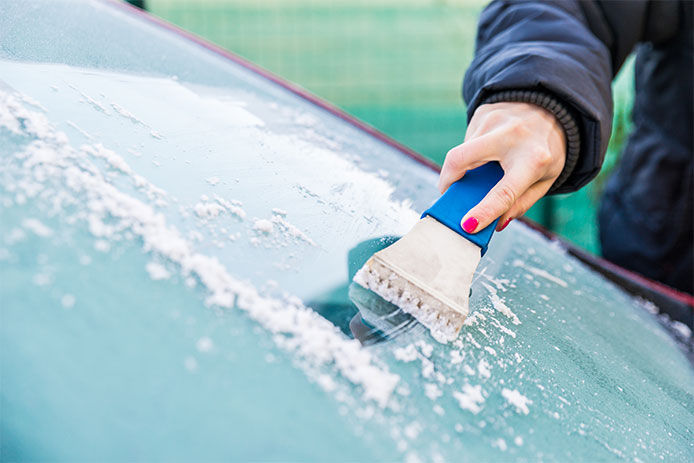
[147,0,634,254]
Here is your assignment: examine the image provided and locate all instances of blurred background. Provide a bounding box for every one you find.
[137,0,635,256]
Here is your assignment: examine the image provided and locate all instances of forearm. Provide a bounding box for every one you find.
[464,0,613,193]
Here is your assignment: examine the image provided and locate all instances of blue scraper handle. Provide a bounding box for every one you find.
[422,162,504,256]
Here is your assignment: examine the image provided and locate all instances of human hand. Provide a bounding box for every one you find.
[438,102,566,233]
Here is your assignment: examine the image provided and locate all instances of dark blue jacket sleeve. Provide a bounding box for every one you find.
[463,0,679,193]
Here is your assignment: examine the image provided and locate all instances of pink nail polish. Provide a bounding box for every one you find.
[497,218,512,231]
[462,216,478,233]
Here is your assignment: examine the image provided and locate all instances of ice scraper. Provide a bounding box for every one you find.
[353,162,504,343]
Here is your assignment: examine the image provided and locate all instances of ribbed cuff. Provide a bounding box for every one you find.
[478,90,580,193]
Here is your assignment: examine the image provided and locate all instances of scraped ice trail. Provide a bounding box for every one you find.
[0,88,401,407]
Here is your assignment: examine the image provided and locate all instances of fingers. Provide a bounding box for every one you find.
[495,179,554,232]
[439,102,566,234]
[460,164,539,234]
[438,130,506,193]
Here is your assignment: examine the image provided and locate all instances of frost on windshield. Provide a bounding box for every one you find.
[0,69,409,405]
[1,57,692,463]
[0,59,424,459]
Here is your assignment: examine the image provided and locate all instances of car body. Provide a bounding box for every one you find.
[1,1,692,461]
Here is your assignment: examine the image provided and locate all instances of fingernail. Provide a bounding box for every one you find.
[497,218,512,232]
[462,216,478,233]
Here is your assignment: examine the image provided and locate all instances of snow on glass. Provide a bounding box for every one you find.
[2,63,692,462]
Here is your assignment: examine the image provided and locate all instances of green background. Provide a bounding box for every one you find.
[147,0,634,254]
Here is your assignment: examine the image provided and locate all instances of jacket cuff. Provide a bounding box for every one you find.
[478,90,581,194]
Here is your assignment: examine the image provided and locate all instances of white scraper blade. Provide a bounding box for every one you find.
[353,216,481,343]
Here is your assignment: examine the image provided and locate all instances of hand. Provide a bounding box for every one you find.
[438,102,566,233]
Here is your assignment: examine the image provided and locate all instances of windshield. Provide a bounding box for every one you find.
[1,1,692,461]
